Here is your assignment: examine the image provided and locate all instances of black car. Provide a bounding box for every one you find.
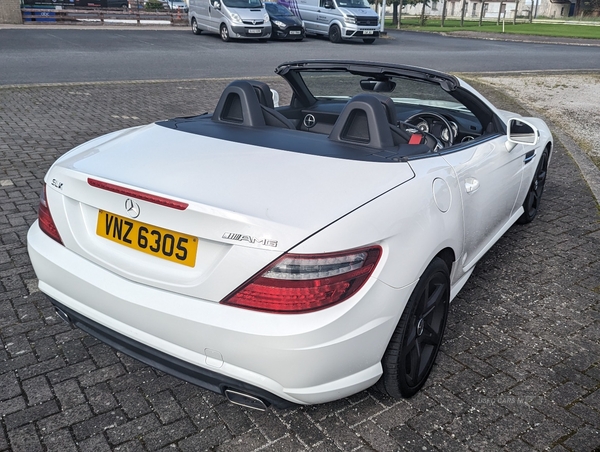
[265,2,305,41]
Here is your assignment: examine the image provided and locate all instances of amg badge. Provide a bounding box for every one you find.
[222,232,278,248]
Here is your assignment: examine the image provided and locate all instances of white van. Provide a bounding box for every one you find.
[189,0,271,42]
[278,0,379,44]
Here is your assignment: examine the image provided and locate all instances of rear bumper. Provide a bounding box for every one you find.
[28,221,413,405]
[49,297,295,409]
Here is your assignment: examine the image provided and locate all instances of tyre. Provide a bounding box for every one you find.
[220,24,230,42]
[329,24,341,43]
[378,257,450,399]
[191,18,202,35]
[517,147,549,224]
[363,38,375,44]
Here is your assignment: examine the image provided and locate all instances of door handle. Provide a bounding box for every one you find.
[524,150,535,164]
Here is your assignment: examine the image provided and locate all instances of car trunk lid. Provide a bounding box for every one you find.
[45,124,414,301]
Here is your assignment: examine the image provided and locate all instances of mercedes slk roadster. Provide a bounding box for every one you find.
[28,61,552,410]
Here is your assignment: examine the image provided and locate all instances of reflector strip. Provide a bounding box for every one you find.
[88,178,188,210]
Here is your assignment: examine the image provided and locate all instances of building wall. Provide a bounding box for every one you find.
[394,0,574,19]
[0,0,23,23]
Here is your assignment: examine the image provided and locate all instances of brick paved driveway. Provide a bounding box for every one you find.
[1,79,599,451]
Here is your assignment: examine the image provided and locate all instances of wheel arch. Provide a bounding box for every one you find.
[329,19,344,28]
[328,21,344,34]
[434,247,455,275]
[545,140,553,162]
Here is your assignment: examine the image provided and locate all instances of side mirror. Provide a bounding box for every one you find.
[213,1,221,8]
[506,118,539,151]
[323,0,334,8]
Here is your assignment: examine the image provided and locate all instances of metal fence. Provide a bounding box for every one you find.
[21,6,188,25]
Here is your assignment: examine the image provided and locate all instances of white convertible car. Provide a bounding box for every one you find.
[28,61,552,410]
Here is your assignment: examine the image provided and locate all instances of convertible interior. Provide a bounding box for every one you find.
[159,62,505,162]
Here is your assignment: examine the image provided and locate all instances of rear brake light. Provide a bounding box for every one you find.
[221,246,381,313]
[38,184,63,245]
[87,178,188,210]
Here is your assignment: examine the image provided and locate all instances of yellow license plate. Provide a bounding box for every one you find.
[96,210,198,267]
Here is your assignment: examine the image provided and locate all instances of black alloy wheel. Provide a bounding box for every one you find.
[329,24,341,43]
[378,257,450,398]
[517,147,549,224]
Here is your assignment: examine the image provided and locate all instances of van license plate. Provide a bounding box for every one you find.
[248,29,262,34]
[363,30,374,35]
[290,30,301,35]
[96,210,198,267]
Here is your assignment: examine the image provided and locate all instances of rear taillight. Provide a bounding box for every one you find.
[221,246,381,313]
[38,184,63,245]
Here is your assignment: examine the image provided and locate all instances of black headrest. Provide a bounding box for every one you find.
[329,94,396,149]
[374,94,398,125]
[248,80,275,109]
[212,80,266,127]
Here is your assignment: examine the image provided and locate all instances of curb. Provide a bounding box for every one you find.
[441,30,600,47]
[549,124,600,205]
[384,28,600,47]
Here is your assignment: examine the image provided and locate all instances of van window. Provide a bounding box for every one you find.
[223,0,262,7]
[336,0,370,7]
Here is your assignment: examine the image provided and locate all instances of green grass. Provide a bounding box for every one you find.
[385,18,600,39]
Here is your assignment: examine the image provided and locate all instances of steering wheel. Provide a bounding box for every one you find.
[403,112,455,147]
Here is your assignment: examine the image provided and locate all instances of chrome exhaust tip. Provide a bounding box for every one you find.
[224,389,268,411]
[54,306,72,325]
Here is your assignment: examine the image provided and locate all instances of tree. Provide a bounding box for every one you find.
[399,0,430,24]
[420,0,428,24]
[582,0,600,15]
[441,0,447,27]
[391,0,403,26]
